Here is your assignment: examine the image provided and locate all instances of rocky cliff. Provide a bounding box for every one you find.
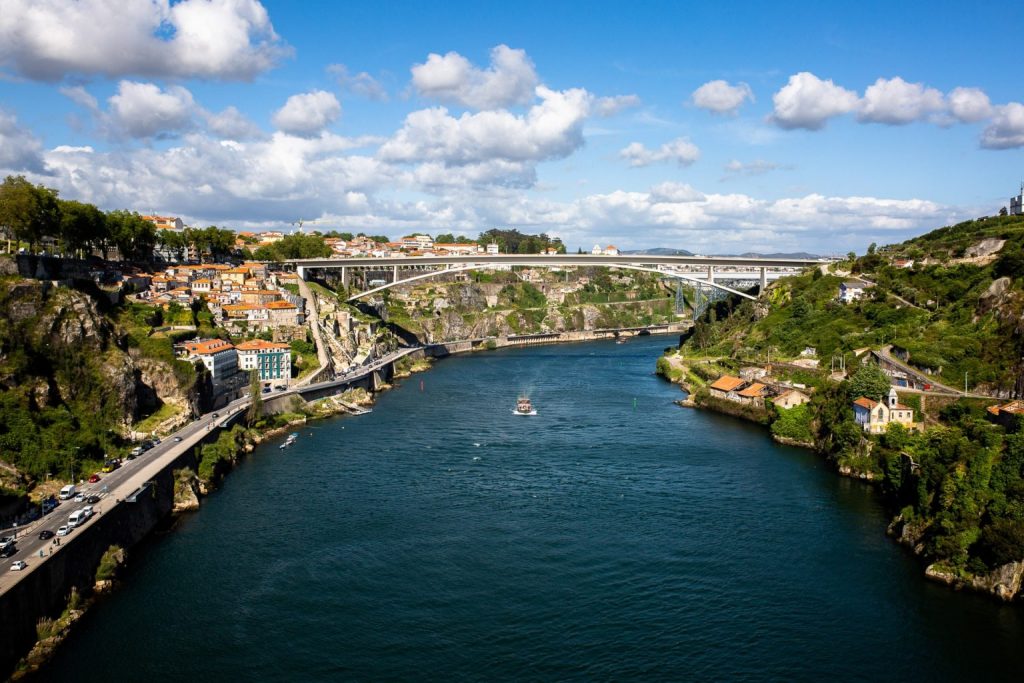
[0,276,202,491]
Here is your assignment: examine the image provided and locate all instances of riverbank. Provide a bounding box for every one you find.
[657,354,1024,605]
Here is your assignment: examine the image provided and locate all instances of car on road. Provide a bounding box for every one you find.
[56,525,71,537]
[0,537,15,557]
[74,493,85,503]
[88,473,101,483]
[38,529,54,540]
[85,495,100,504]
[212,412,220,418]
[130,446,144,458]
[262,387,271,393]
[174,436,182,442]
[101,459,120,473]
[10,560,26,571]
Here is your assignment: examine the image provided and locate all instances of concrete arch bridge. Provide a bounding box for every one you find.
[288,254,820,303]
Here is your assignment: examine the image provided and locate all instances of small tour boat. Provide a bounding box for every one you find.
[512,396,537,416]
[279,433,299,450]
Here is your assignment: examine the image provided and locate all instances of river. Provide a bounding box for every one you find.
[43,336,1024,681]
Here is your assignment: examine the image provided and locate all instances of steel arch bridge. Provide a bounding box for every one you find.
[287,253,820,303]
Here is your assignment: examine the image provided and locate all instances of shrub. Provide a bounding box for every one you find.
[771,404,814,442]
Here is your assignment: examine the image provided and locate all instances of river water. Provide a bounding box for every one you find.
[43,337,1024,681]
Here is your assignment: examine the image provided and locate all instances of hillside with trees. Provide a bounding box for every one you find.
[659,214,1024,598]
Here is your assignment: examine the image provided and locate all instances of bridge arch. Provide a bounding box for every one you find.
[339,261,759,302]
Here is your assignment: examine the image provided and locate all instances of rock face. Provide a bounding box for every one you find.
[173,468,201,513]
[925,561,1024,602]
[964,238,1006,260]
[971,561,1024,601]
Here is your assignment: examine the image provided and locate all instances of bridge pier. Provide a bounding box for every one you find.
[707,265,715,282]
[760,267,767,294]
[393,265,399,283]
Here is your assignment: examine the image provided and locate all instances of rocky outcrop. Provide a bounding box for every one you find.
[172,468,201,513]
[925,561,1024,602]
[964,238,1006,260]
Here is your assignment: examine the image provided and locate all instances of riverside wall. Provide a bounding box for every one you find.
[0,432,222,677]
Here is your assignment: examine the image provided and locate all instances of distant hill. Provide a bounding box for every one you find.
[736,251,821,259]
[621,248,694,256]
[621,248,820,259]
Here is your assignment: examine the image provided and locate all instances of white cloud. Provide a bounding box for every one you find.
[379,86,592,166]
[619,137,700,167]
[204,106,264,140]
[0,0,288,82]
[981,103,1024,149]
[38,131,390,223]
[595,94,641,117]
[560,186,955,253]
[59,85,99,113]
[947,87,993,124]
[272,90,341,137]
[770,72,859,130]
[649,182,705,203]
[108,81,196,138]
[0,109,45,172]
[722,159,787,178]
[691,80,753,114]
[858,77,944,125]
[328,63,388,101]
[410,44,538,110]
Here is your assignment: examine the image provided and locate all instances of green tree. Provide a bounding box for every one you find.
[846,363,891,401]
[0,175,61,252]
[59,199,105,256]
[157,229,187,262]
[247,370,263,426]
[105,210,157,261]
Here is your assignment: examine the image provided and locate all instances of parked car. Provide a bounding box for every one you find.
[88,473,101,483]
[38,529,54,540]
[10,560,26,571]
[101,459,120,473]
[130,446,144,458]
[56,526,71,537]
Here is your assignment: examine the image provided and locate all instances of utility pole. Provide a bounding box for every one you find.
[964,372,968,395]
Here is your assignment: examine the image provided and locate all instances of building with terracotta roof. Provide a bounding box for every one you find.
[775,389,811,410]
[709,375,746,400]
[236,339,291,385]
[142,215,183,231]
[736,382,769,406]
[986,401,1024,430]
[182,338,239,388]
[853,388,915,434]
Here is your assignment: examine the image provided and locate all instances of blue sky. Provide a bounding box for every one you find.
[1,0,1021,254]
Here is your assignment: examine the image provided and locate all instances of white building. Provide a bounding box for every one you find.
[183,338,238,388]
[1011,183,1023,216]
[486,242,500,255]
[235,340,291,385]
[839,281,871,303]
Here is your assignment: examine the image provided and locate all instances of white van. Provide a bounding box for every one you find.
[58,485,76,500]
[68,510,87,528]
